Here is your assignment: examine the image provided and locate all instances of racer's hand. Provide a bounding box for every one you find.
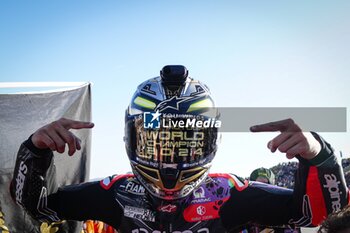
[31,118,94,156]
[250,118,321,160]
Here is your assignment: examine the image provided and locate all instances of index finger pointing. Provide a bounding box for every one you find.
[250,118,295,132]
[59,118,94,130]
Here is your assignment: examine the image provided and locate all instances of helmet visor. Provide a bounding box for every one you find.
[125,113,219,198]
[133,114,218,169]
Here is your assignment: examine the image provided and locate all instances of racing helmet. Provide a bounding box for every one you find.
[124,65,220,200]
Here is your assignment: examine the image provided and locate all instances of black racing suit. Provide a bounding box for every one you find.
[10,133,349,233]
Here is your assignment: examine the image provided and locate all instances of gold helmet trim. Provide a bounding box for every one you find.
[134,164,208,191]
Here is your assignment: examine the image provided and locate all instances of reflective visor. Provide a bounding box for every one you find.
[133,115,218,169]
[125,113,219,194]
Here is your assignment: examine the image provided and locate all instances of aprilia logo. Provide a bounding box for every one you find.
[323,174,342,212]
[15,161,28,203]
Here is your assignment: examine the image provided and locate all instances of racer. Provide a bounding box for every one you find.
[11,65,349,232]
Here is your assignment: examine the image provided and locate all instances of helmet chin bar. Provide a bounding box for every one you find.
[132,163,211,200]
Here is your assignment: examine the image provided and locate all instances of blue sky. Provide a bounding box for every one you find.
[1,1,349,178]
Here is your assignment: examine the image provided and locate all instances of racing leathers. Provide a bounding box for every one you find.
[10,133,349,233]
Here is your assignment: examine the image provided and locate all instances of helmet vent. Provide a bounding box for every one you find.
[160,168,179,189]
[160,65,188,85]
[161,65,188,98]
